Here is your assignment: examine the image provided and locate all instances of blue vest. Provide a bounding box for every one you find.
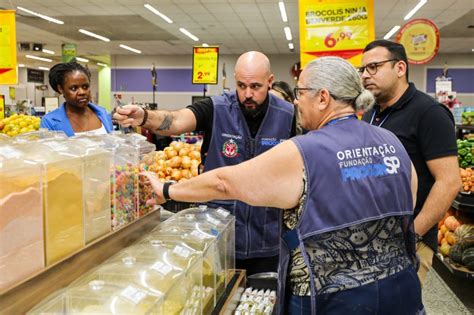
[277,117,417,313]
[205,92,294,259]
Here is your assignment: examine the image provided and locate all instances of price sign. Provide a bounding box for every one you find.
[299,0,374,67]
[396,19,439,65]
[0,11,17,85]
[192,46,219,84]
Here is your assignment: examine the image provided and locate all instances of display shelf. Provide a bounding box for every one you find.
[0,210,161,314]
[213,269,246,315]
[456,124,474,131]
[434,253,474,280]
[452,193,474,213]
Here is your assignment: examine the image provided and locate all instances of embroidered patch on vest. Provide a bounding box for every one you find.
[222,139,239,158]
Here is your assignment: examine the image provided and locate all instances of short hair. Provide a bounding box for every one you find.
[363,40,409,80]
[48,60,91,93]
[304,57,374,110]
[272,81,295,103]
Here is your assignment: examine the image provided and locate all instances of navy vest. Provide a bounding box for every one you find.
[277,117,417,313]
[205,92,294,259]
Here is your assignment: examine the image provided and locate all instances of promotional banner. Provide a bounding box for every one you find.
[299,0,375,68]
[396,19,439,65]
[0,10,18,85]
[192,46,219,85]
[62,43,77,62]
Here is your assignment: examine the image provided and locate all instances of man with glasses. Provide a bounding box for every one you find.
[360,40,460,285]
[114,51,296,275]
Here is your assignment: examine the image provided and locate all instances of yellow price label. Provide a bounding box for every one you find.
[192,46,219,85]
[0,11,17,84]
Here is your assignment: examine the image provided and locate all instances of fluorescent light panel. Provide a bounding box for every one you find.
[284,27,292,41]
[79,29,110,42]
[278,2,288,22]
[383,25,401,39]
[76,57,89,63]
[119,44,141,54]
[17,6,64,24]
[26,54,52,62]
[202,43,209,47]
[38,66,49,71]
[97,62,108,67]
[404,0,427,20]
[288,42,294,50]
[18,64,25,67]
[144,4,173,23]
[42,49,55,55]
[179,28,199,41]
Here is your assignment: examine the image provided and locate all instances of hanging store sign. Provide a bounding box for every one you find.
[192,46,219,85]
[27,68,44,83]
[299,0,375,68]
[0,10,18,85]
[62,43,77,63]
[396,19,439,65]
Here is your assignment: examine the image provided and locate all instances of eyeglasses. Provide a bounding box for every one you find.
[293,87,319,100]
[357,59,399,76]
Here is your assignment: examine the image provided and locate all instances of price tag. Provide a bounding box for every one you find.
[120,285,148,305]
[216,208,230,218]
[0,145,23,159]
[150,261,172,276]
[173,245,191,258]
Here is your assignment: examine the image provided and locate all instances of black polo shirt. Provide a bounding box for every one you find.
[362,83,457,251]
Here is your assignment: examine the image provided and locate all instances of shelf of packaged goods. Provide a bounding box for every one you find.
[434,253,474,280]
[0,209,161,315]
[456,125,474,131]
[452,193,474,214]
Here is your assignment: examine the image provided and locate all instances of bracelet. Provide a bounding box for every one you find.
[163,181,175,201]
[139,108,149,127]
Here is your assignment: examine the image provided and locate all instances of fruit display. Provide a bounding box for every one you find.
[140,141,201,183]
[461,111,474,125]
[460,167,474,193]
[457,139,474,168]
[438,209,474,271]
[0,114,41,137]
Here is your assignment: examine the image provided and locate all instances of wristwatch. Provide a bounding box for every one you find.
[162,181,176,201]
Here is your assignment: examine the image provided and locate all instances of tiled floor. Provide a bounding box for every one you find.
[423,267,472,315]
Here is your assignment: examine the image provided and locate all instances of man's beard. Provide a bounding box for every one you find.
[242,98,260,116]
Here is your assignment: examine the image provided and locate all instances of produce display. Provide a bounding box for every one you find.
[461,111,474,125]
[457,139,474,168]
[459,167,474,193]
[0,114,41,137]
[438,209,474,271]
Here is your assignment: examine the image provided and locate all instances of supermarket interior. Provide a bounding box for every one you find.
[0,0,473,314]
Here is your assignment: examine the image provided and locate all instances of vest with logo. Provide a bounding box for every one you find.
[277,117,417,313]
[204,91,294,259]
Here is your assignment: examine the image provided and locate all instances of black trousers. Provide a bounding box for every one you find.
[236,255,279,276]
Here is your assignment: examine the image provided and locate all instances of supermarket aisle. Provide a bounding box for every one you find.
[423,267,471,315]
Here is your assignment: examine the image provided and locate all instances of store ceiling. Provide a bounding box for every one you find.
[0,0,473,68]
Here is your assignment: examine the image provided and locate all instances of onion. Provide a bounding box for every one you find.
[181,156,192,169]
[169,156,182,168]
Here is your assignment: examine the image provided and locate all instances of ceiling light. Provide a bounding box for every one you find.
[278,2,288,22]
[202,43,209,47]
[284,27,292,41]
[18,64,25,67]
[383,25,401,39]
[79,29,110,42]
[76,57,89,63]
[17,6,64,25]
[119,44,142,54]
[404,0,427,20]
[26,54,52,62]
[179,28,199,41]
[38,66,49,71]
[472,48,474,52]
[97,62,108,67]
[144,4,173,23]
[42,49,55,55]
[288,42,294,50]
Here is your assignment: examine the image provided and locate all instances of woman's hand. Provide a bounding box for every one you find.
[140,172,166,204]
[113,105,144,127]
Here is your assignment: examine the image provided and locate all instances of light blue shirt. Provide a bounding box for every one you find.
[40,102,113,137]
